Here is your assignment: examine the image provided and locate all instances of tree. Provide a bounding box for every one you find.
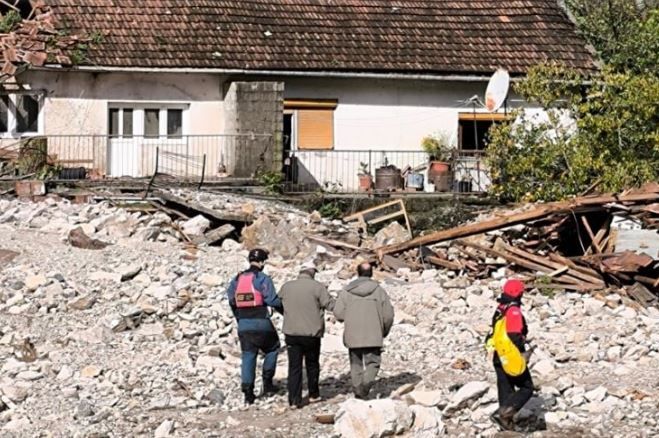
[485,5,659,202]
[565,0,658,73]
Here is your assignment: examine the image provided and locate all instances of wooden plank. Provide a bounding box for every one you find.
[634,275,659,288]
[626,282,658,308]
[344,200,402,222]
[376,190,659,258]
[498,241,605,286]
[305,234,365,252]
[459,239,601,288]
[381,254,413,272]
[368,211,405,225]
[427,256,463,270]
[580,216,602,254]
[548,253,602,278]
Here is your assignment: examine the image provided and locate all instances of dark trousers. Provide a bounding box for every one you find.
[495,364,534,412]
[285,335,321,406]
[349,347,381,399]
[238,330,280,387]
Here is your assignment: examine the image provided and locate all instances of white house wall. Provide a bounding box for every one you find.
[281,76,532,190]
[12,71,537,188]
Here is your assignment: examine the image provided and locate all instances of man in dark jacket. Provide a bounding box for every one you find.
[334,262,394,399]
[486,279,534,430]
[278,261,334,408]
[226,248,283,405]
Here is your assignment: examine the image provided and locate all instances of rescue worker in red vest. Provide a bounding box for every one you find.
[226,248,283,405]
[486,279,534,430]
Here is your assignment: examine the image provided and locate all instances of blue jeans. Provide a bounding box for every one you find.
[239,330,280,385]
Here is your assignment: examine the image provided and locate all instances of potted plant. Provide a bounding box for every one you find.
[421,132,454,191]
[357,161,373,192]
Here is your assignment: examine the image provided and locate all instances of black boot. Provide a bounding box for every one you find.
[241,383,255,405]
[262,378,280,396]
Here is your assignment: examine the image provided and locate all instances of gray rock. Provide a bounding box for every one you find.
[334,398,414,438]
[206,388,225,406]
[444,381,489,414]
[75,400,95,418]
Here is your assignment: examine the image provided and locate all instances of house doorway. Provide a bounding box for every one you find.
[108,107,139,177]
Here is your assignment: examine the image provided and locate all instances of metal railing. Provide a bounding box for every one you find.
[0,134,273,181]
[0,135,491,194]
[283,149,490,193]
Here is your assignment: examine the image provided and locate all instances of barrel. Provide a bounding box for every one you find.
[375,166,403,191]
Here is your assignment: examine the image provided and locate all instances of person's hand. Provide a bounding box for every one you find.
[486,350,494,362]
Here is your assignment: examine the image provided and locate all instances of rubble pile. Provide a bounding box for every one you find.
[0,190,658,436]
[377,184,659,306]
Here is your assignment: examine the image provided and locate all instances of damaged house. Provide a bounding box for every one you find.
[0,0,594,191]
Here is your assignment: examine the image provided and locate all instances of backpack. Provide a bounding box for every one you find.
[234,273,264,308]
[487,306,526,376]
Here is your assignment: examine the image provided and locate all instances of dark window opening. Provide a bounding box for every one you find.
[167,109,182,138]
[123,109,133,137]
[0,96,9,133]
[109,108,119,137]
[16,95,39,133]
[458,119,495,151]
[144,109,160,138]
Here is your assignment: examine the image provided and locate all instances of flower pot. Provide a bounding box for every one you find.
[428,161,450,179]
[358,174,373,191]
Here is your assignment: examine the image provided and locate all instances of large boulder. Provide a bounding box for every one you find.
[334,398,414,438]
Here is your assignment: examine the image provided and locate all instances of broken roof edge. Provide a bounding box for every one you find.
[35,64,504,82]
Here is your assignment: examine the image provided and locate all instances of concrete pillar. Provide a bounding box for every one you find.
[223,81,284,177]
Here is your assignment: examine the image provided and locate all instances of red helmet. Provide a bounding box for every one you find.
[502,279,525,299]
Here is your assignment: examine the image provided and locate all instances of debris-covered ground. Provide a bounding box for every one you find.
[1,192,659,437]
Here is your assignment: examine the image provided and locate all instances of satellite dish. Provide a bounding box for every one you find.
[484,69,510,112]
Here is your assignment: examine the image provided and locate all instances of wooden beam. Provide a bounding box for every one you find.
[305,234,365,252]
[344,200,403,222]
[156,191,251,223]
[426,256,463,271]
[580,215,602,254]
[375,190,659,258]
[497,241,605,287]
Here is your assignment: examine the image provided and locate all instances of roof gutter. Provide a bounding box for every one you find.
[39,65,502,82]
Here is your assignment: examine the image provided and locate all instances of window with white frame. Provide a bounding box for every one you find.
[108,104,187,139]
[0,93,43,136]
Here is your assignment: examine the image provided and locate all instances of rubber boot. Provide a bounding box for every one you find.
[241,383,255,405]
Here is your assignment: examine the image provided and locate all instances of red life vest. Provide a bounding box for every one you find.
[235,273,264,308]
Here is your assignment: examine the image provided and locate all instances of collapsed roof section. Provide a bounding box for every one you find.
[0,0,93,82]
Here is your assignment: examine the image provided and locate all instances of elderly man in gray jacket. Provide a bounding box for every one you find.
[334,262,395,399]
[278,261,334,408]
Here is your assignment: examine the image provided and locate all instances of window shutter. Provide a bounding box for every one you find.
[297,109,334,150]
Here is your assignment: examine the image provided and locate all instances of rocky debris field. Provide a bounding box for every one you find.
[1,194,659,437]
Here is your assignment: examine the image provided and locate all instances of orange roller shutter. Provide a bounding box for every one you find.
[297,109,334,150]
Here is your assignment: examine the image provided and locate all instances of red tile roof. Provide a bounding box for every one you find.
[44,0,595,75]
